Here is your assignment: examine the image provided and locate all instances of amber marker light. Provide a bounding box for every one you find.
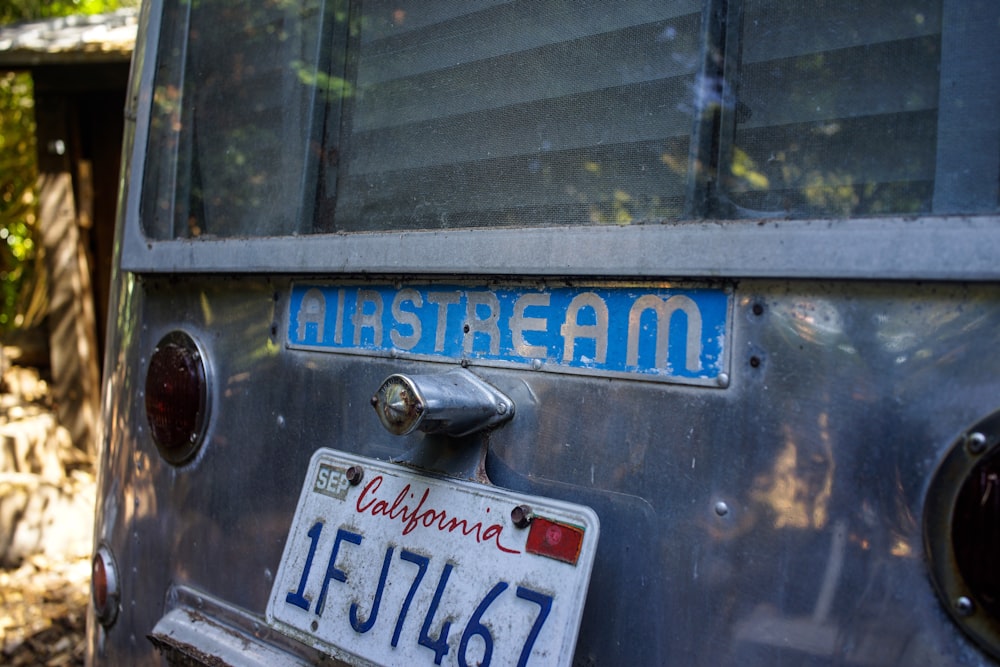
[144,331,209,464]
[91,545,120,627]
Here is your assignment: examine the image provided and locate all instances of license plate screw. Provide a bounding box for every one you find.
[346,465,364,485]
[511,504,533,529]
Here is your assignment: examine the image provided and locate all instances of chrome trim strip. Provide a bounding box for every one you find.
[148,585,335,667]
[122,215,1000,281]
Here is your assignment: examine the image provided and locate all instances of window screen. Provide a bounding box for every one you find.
[722,0,942,217]
[326,0,702,231]
[140,0,998,239]
[142,0,339,238]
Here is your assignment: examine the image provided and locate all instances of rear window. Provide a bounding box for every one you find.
[140,0,998,239]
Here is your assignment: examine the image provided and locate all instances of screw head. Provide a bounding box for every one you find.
[511,504,533,529]
[966,432,988,455]
[346,466,364,486]
[955,596,975,617]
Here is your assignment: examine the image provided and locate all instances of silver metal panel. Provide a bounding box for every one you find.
[89,1,1000,664]
[120,215,1000,281]
[932,0,1000,213]
[91,273,1000,665]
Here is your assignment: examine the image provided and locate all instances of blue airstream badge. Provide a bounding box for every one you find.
[288,282,731,387]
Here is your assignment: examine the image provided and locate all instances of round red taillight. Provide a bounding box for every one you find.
[145,331,208,464]
[91,545,119,627]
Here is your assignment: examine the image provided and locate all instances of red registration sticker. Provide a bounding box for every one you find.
[526,517,585,565]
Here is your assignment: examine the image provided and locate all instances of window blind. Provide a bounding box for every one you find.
[140,0,997,238]
[330,0,704,230]
[723,0,943,217]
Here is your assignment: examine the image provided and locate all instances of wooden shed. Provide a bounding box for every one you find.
[0,10,136,454]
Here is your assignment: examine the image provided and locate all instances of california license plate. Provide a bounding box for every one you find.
[266,449,600,667]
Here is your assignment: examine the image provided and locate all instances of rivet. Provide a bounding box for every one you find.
[966,432,988,455]
[955,596,975,617]
[511,504,533,528]
[496,402,508,415]
[346,466,364,486]
[531,359,543,371]
[716,373,730,388]
[714,501,730,517]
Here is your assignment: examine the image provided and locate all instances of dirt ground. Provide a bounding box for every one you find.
[0,552,89,666]
[1,358,93,666]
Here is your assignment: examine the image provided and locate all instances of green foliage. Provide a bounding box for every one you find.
[0,0,138,334]
[0,0,139,25]
[0,72,43,332]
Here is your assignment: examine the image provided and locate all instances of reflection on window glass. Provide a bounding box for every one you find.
[724,0,943,217]
[140,0,998,239]
[142,0,344,239]
[328,0,703,231]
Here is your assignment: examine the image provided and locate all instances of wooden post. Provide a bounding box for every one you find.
[34,92,100,456]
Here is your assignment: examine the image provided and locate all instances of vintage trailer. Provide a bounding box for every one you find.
[88,0,1000,665]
